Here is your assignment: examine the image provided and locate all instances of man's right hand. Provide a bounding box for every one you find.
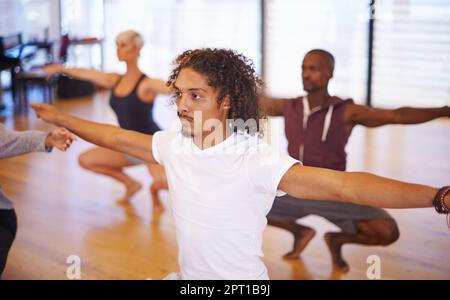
[30,104,62,125]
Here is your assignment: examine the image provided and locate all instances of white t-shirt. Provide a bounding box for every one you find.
[152,130,299,280]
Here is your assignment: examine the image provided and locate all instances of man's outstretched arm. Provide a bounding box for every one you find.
[258,94,285,117]
[347,104,450,128]
[31,104,156,164]
[279,164,442,209]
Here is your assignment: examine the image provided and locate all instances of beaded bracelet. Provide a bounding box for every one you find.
[433,186,450,214]
[433,186,450,229]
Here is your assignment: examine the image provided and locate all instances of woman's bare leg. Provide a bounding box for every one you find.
[147,164,168,212]
[78,147,142,203]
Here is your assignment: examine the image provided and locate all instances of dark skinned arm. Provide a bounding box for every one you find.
[346,104,450,128]
[258,94,285,117]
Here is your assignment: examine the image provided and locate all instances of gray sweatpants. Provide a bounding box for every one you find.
[268,195,394,234]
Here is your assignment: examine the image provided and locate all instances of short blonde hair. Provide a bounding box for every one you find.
[116,30,144,50]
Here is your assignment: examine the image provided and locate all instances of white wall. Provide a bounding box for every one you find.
[0,0,60,41]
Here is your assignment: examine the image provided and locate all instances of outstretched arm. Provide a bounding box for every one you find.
[279,164,441,209]
[258,94,285,117]
[43,64,120,89]
[143,77,172,96]
[30,104,156,163]
[347,104,450,128]
[138,77,173,103]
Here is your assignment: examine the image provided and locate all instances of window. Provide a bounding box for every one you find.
[372,0,450,107]
[265,0,369,103]
[60,0,104,68]
[103,0,261,79]
[0,0,53,41]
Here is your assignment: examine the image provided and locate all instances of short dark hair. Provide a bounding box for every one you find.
[306,49,335,71]
[167,48,264,135]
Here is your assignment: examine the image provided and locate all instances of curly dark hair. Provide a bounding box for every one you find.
[167,48,265,135]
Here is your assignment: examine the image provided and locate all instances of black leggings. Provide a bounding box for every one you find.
[0,209,17,278]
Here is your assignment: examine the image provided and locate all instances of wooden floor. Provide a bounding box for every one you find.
[1,91,449,280]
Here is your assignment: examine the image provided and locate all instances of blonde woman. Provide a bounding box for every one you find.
[44,30,169,211]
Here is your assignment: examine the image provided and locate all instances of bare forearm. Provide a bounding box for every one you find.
[55,113,122,151]
[62,68,96,81]
[259,94,284,116]
[281,165,438,209]
[31,103,155,163]
[61,68,114,88]
[340,172,437,208]
[393,106,449,124]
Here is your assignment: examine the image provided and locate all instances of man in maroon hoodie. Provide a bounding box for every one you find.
[262,49,450,272]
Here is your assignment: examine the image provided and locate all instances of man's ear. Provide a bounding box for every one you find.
[327,68,334,80]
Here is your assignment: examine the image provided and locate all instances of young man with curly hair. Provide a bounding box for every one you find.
[31,48,449,280]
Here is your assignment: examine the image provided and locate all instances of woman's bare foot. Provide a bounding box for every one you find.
[324,232,350,273]
[283,226,316,259]
[150,184,164,213]
[116,181,143,204]
[151,197,164,213]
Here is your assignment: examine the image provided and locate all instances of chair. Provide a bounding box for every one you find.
[0,33,37,103]
[14,34,69,113]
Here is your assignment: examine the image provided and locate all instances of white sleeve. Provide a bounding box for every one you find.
[246,144,300,196]
[151,131,163,165]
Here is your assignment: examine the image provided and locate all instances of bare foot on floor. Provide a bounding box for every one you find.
[324,232,350,273]
[151,199,164,213]
[116,182,143,204]
[150,187,164,213]
[283,226,316,260]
